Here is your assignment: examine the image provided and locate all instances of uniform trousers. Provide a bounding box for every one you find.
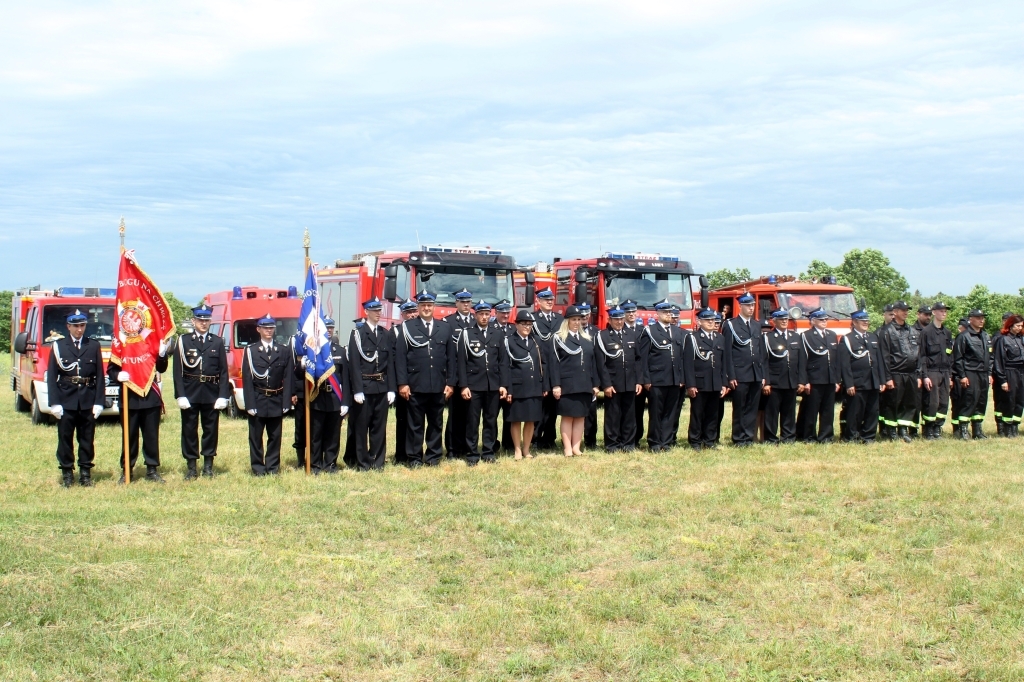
[646,385,680,450]
[669,391,684,446]
[465,390,501,463]
[957,371,989,422]
[309,409,342,472]
[633,389,648,447]
[844,389,880,442]
[352,393,389,470]
[603,390,637,451]
[120,405,162,470]
[798,384,836,442]
[584,399,599,448]
[248,414,283,475]
[181,403,219,460]
[922,371,951,426]
[992,382,1010,425]
[56,409,96,471]
[883,373,919,428]
[1005,367,1024,423]
[730,381,761,445]
[950,380,963,427]
[394,396,409,464]
[764,388,797,444]
[445,394,469,458]
[292,398,306,468]
[688,392,721,447]
[407,392,446,465]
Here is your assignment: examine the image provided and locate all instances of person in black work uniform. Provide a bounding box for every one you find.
[638,300,685,452]
[348,298,395,470]
[991,312,1015,434]
[952,309,992,440]
[620,299,647,447]
[444,288,475,459]
[392,300,419,464]
[723,293,764,446]
[761,310,802,444]
[683,308,727,449]
[307,318,351,473]
[840,310,888,443]
[595,306,641,452]
[491,300,516,453]
[992,314,1024,438]
[395,292,456,467]
[878,300,923,442]
[549,305,600,457]
[47,309,105,487]
[919,301,953,439]
[173,304,231,480]
[503,310,549,460]
[242,314,296,475]
[797,309,841,443]
[108,336,170,483]
[950,317,969,432]
[532,288,563,449]
[907,305,932,435]
[579,302,601,449]
[457,301,508,465]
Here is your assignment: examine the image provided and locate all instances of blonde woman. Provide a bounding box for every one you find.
[549,306,600,456]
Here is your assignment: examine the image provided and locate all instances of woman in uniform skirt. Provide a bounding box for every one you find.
[503,310,549,459]
[549,305,600,457]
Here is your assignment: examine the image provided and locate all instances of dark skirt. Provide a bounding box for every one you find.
[509,396,543,423]
[557,392,592,418]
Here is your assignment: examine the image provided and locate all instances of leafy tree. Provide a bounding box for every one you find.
[801,249,908,314]
[799,260,836,282]
[706,267,751,289]
[0,291,12,353]
[163,292,194,335]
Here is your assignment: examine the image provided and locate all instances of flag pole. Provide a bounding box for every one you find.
[303,228,312,476]
[119,217,131,484]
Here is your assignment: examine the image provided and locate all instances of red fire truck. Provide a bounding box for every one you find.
[518,253,707,329]
[708,275,859,334]
[316,246,535,340]
[200,285,301,416]
[10,287,122,424]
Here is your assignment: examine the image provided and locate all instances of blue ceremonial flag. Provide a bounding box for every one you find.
[297,264,337,401]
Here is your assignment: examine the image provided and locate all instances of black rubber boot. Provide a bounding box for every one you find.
[79,469,93,487]
[997,421,1007,437]
[1013,424,1020,438]
[202,457,215,478]
[145,466,166,483]
[61,469,75,488]
[897,426,912,443]
[923,423,938,440]
[957,423,970,440]
[184,460,198,480]
[971,421,987,440]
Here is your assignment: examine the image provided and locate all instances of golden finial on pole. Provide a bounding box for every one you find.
[119,216,126,249]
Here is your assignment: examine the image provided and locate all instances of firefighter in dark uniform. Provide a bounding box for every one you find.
[532,288,563,449]
[306,318,351,473]
[761,309,801,444]
[173,304,231,480]
[442,288,475,459]
[908,305,932,435]
[878,300,923,442]
[579,302,601,448]
[952,310,992,440]
[290,331,308,469]
[595,306,642,451]
[638,300,684,452]
[491,300,516,453]
[839,310,888,443]
[108,336,170,483]
[683,308,727,449]
[242,314,295,475]
[395,292,456,467]
[457,301,508,465]
[669,304,689,446]
[47,309,105,487]
[992,314,1024,437]
[919,301,953,439]
[797,309,841,442]
[949,317,969,431]
[991,312,1014,434]
[347,298,395,470]
[392,300,419,464]
[722,293,764,446]
[503,310,549,459]
[620,299,647,447]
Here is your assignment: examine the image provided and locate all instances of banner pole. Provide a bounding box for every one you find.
[119,217,131,483]
[303,228,312,476]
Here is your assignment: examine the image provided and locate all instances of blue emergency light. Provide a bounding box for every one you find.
[232,286,244,300]
[287,286,298,298]
[56,287,116,297]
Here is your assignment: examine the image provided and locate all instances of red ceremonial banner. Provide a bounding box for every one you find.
[110,248,176,396]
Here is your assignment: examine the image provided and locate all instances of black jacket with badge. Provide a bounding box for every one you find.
[879,322,923,376]
[839,330,888,390]
[682,329,725,392]
[309,340,351,412]
[172,332,231,404]
[595,327,641,392]
[107,353,169,410]
[798,328,841,385]
[548,332,600,394]
[241,341,295,416]
[762,329,802,389]
[638,323,685,386]
[457,324,507,391]
[952,328,992,379]
[503,333,548,398]
[395,317,456,393]
[348,323,396,396]
[722,316,764,383]
[47,336,105,411]
[919,323,954,372]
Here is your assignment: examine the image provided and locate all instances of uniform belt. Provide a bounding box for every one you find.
[256,386,284,396]
[361,373,385,382]
[184,372,220,383]
[59,376,96,387]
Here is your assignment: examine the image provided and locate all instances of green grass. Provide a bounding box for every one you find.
[2,351,1023,680]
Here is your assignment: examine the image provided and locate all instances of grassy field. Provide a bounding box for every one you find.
[2,352,1023,681]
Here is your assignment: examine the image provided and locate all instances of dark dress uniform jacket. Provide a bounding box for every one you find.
[309,340,351,411]
[799,329,841,385]
[683,330,725,391]
[548,333,600,394]
[395,317,456,393]
[839,331,887,390]
[595,327,640,392]
[503,333,547,397]
[172,332,231,404]
[107,354,169,409]
[533,311,563,343]
[47,336,105,410]
[763,329,801,389]
[241,342,295,416]
[638,323,685,386]
[444,312,475,338]
[458,324,506,391]
[348,323,397,395]
[722,317,764,383]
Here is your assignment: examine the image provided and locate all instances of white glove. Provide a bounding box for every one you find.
[299,356,310,369]
[247,408,257,416]
[282,407,290,415]
[354,392,365,404]
[51,405,64,420]
[387,391,395,405]
[92,405,103,419]
[340,405,349,417]
[214,398,229,410]
[117,371,130,382]
[177,397,191,410]
[158,341,168,357]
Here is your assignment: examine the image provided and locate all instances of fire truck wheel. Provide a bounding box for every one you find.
[227,397,241,419]
[31,394,52,426]
[14,390,30,413]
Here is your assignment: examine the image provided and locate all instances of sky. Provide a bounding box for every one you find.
[1,0,1021,302]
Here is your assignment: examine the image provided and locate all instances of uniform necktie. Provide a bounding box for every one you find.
[75,339,81,350]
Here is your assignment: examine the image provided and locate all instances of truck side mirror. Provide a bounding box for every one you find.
[575,269,588,283]
[523,271,535,306]
[382,264,399,301]
[13,331,29,354]
[699,275,710,309]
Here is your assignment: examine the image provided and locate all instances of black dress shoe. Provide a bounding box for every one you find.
[202,457,215,478]
[145,466,165,483]
[79,471,94,487]
[406,461,423,469]
[61,470,75,488]
[118,469,135,484]
[184,461,198,481]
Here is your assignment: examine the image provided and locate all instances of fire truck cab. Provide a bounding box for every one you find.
[201,286,300,416]
[10,287,122,424]
[708,275,859,334]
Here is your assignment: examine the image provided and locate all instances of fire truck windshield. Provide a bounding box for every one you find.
[41,305,115,346]
[416,267,513,305]
[234,318,300,348]
[777,292,857,318]
[604,272,692,310]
